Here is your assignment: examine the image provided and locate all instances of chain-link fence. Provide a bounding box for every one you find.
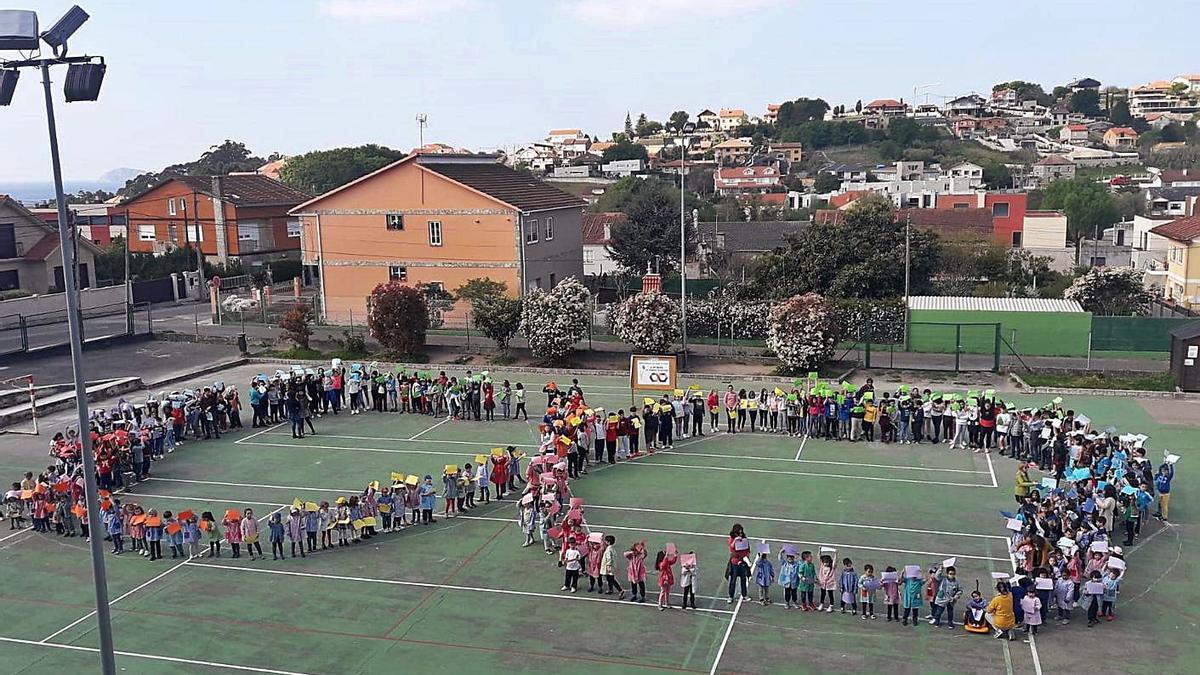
[1090,316,1195,352]
[0,302,150,354]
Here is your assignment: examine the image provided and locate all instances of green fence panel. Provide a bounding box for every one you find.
[1090,316,1194,352]
[908,310,1090,357]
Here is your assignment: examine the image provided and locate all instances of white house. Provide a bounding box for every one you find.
[547,128,588,145]
[1173,74,1200,95]
[714,165,782,195]
[946,162,985,185]
[717,108,748,132]
[1059,124,1089,144]
[582,212,624,276]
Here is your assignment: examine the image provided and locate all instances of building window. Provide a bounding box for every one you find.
[1011,231,1022,248]
[167,198,177,216]
[527,219,539,244]
[138,225,156,241]
[178,198,187,214]
[583,249,595,263]
[549,273,557,287]
[545,216,554,241]
[388,265,407,281]
[0,223,15,258]
[953,203,967,210]
[992,202,1010,218]
[187,224,203,242]
[0,269,18,291]
[287,220,302,238]
[428,220,443,247]
[386,214,404,230]
[1090,257,1107,267]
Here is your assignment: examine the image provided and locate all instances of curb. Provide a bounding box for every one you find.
[1009,372,1198,400]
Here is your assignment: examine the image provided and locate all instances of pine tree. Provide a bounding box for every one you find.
[624,112,634,136]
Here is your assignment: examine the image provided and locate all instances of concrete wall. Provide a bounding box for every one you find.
[0,284,125,318]
[520,205,584,292]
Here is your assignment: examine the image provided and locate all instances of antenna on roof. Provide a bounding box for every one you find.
[415,113,428,149]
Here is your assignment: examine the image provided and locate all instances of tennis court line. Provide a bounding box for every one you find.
[709,597,741,675]
[39,506,288,644]
[985,452,999,488]
[408,417,450,441]
[238,437,990,485]
[793,435,806,461]
[182,561,736,615]
[233,421,287,445]
[130,477,999,540]
[0,636,314,675]
[456,514,1008,562]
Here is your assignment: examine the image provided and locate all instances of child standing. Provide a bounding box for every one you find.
[656,549,678,610]
[586,537,604,591]
[183,515,200,558]
[1085,570,1104,626]
[839,558,858,614]
[241,508,262,560]
[287,508,306,558]
[624,541,648,603]
[1020,591,1042,641]
[798,550,817,611]
[202,511,222,557]
[419,475,437,524]
[601,534,625,598]
[816,554,836,612]
[753,550,775,606]
[519,498,538,547]
[858,564,878,619]
[902,567,924,626]
[538,503,554,555]
[680,553,698,610]
[561,536,582,593]
[268,512,285,560]
[779,549,800,609]
[164,511,184,559]
[1101,567,1121,621]
[930,565,962,628]
[222,509,242,558]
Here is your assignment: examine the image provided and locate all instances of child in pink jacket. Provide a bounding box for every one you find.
[624,541,648,603]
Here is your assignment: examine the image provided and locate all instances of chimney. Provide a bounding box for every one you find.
[603,223,611,241]
[211,175,229,265]
[642,262,662,294]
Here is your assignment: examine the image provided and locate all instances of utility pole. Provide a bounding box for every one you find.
[903,211,912,350]
[191,189,203,297]
[416,113,428,148]
[123,208,131,303]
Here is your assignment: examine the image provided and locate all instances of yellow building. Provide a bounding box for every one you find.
[1151,215,1200,309]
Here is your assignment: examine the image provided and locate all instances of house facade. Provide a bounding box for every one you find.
[714,166,782,195]
[292,154,585,323]
[1150,216,1200,309]
[935,191,1028,247]
[717,108,748,131]
[1031,155,1076,184]
[0,195,100,293]
[1059,124,1089,144]
[862,99,908,117]
[120,175,310,264]
[1102,127,1138,149]
[582,212,625,276]
[712,138,752,165]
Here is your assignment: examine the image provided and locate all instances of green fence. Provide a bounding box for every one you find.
[908,309,1091,357]
[1090,316,1195,352]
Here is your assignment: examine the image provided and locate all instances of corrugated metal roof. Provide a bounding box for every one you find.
[908,296,1085,313]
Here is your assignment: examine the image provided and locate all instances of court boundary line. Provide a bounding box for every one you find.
[237,439,992,488]
[182,561,736,615]
[130,477,999,540]
[244,429,991,475]
[793,435,806,461]
[0,636,315,675]
[233,421,287,446]
[709,597,741,675]
[985,452,998,488]
[407,417,450,441]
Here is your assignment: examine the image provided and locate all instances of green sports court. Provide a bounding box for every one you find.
[0,370,1194,675]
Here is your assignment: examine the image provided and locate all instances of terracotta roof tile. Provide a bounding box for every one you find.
[1150,215,1200,242]
[22,233,60,261]
[421,161,586,212]
[581,212,626,245]
[165,174,311,208]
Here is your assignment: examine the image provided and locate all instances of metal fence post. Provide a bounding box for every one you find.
[954,324,961,373]
[993,323,1001,372]
[19,315,28,352]
[126,303,134,336]
[864,341,871,368]
[78,309,86,342]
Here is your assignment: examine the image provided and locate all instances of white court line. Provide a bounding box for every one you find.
[119,492,285,508]
[233,421,287,445]
[407,417,450,441]
[611,458,991,488]
[39,506,287,644]
[0,636,315,675]
[709,597,742,675]
[985,452,998,488]
[0,527,34,544]
[252,429,988,474]
[126,477,999,540]
[458,514,1008,562]
[183,561,735,615]
[1003,536,1042,675]
[793,435,807,461]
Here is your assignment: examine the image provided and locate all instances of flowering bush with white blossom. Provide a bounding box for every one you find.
[767,293,837,371]
[520,276,592,363]
[611,291,681,353]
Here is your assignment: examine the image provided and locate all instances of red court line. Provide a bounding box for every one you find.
[384,520,510,637]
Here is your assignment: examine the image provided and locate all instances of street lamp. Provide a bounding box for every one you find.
[0,6,116,675]
[674,121,695,366]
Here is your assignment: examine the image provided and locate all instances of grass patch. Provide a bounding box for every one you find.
[1021,371,1176,391]
[258,346,428,363]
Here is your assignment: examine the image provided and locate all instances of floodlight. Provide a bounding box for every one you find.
[40,5,89,54]
[682,122,696,134]
[0,9,38,50]
[64,60,104,102]
[0,69,17,106]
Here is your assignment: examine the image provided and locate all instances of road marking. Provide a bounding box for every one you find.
[183,561,735,615]
[0,636,315,675]
[709,597,742,675]
[793,435,807,461]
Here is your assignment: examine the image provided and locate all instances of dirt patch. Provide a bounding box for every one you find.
[1140,399,1200,426]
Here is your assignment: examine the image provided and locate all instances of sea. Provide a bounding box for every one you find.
[0,180,123,205]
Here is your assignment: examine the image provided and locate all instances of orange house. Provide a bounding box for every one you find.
[120,175,311,264]
[291,154,585,324]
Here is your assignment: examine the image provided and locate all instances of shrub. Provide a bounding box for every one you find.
[611,291,681,353]
[831,297,905,343]
[278,302,314,350]
[367,282,428,356]
[473,295,523,351]
[767,293,837,371]
[520,277,591,363]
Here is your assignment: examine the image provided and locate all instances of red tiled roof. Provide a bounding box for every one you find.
[1107,127,1137,136]
[422,161,587,212]
[23,233,60,261]
[127,174,311,208]
[581,212,626,245]
[829,190,869,208]
[1161,169,1197,184]
[737,193,788,205]
[1036,154,1073,166]
[1150,215,1200,242]
[865,99,903,108]
[1066,124,1088,131]
[900,208,993,239]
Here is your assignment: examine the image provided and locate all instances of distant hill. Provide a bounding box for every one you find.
[98,167,145,185]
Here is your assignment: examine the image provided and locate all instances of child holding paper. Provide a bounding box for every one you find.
[287,508,306,558]
[901,566,924,626]
[268,512,285,560]
[798,551,816,611]
[601,534,625,598]
[816,554,836,612]
[779,549,800,609]
[753,548,775,606]
[165,511,184,559]
[1101,567,1121,621]
[881,566,901,621]
[858,564,878,619]
[680,552,698,609]
[241,508,262,560]
[561,536,582,593]
[183,514,200,558]
[202,511,221,557]
[656,548,678,610]
[586,536,604,591]
[1020,591,1042,640]
[519,497,537,547]
[932,564,964,627]
[839,558,858,614]
[1084,570,1104,626]
[625,541,648,603]
[222,509,242,558]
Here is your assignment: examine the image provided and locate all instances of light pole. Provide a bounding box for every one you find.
[675,122,695,365]
[1,7,116,675]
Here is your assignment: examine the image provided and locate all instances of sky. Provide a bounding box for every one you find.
[0,0,1195,182]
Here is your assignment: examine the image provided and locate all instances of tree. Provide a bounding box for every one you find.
[279,144,406,194]
[519,277,591,363]
[611,291,681,353]
[1040,178,1119,243]
[1109,100,1133,126]
[367,282,428,355]
[1064,268,1154,316]
[454,278,507,308]
[416,282,454,329]
[1160,123,1186,143]
[992,80,1054,106]
[775,98,830,128]
[767,293,837,372]
[606,179,696,274]
[812,172,841,193]
[981,160,1013,189]
[750,195,941,299]
[854,100,862,114]
[1068,90,1102,117]
[279,302,314,350]
[624,112,634,137]
[119,140,266,197]
[638,119,664,137]
[472,295,522,351]
[668,110,690,130]
[601,140,649,163]
[635,113,649,135]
